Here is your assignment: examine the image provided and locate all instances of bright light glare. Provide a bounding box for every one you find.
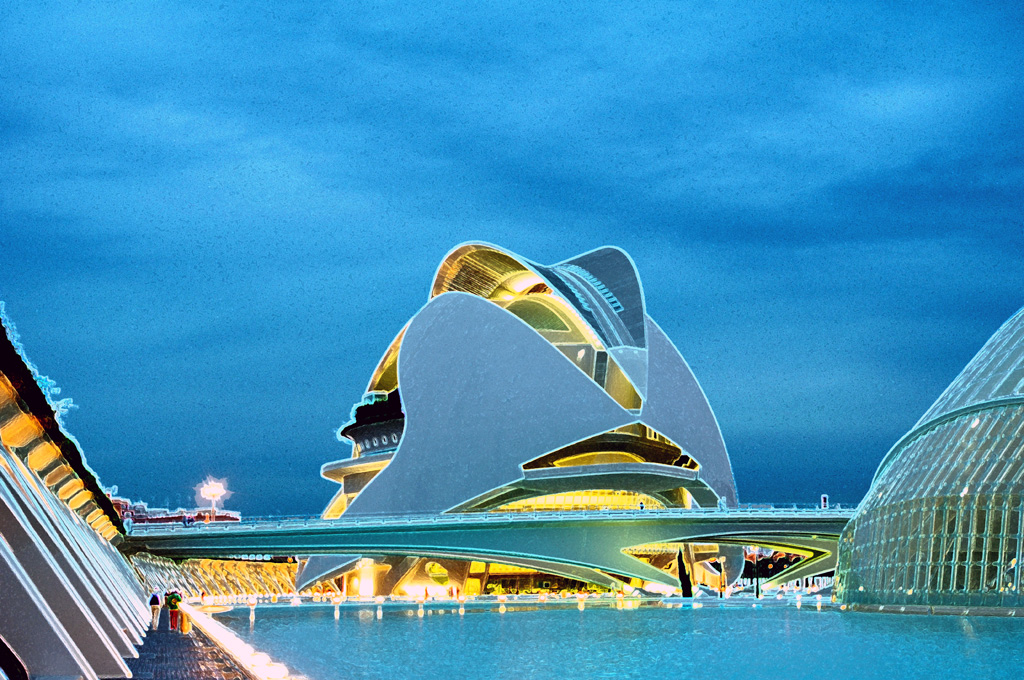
[194,476,232,509]
[505,273,543,293]
[201,480,227,501]
[358,567,375,597]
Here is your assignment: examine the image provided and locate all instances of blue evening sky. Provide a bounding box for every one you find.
[2,1,1022,514]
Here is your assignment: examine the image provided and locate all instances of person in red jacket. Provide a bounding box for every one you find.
[165,591,183,631]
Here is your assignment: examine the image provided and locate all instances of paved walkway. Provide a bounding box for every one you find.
[126,609,251,680]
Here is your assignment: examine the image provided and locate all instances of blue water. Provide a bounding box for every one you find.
[216,601,1024,679]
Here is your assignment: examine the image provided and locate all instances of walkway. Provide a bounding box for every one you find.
[125,609,250,680]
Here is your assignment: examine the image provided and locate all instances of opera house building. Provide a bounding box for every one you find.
[313,242,744,596]
[837,305,1024,610]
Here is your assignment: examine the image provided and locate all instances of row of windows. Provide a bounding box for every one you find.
[561,264,624,313]
[361,433,400,450]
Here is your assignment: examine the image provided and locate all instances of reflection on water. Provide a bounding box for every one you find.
[216,601,1024,680]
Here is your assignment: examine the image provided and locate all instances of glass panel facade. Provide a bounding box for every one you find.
[837,305,1024,607]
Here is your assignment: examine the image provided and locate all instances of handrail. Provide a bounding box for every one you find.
[128,506,855,537]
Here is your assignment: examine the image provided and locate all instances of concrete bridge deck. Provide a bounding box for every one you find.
[127,508,854,590]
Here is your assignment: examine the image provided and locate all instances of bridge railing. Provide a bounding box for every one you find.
[127,505,855,536]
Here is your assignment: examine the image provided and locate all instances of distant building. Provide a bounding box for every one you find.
[837,305,1024,608]
[109,496,240,525]
[314,242,744,596]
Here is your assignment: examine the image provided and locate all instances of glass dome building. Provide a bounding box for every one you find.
[837,305,1024,608]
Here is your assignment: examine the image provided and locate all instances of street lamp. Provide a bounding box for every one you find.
[197,477,229,520]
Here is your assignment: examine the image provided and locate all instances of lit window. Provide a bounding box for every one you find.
[391,433,398,443]
[373,437,379,446]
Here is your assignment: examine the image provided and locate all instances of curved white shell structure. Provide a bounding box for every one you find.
[328,242,738,518]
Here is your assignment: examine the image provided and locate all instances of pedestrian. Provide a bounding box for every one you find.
[148,592,161,630]
[163,591,174,630]
[166,590,182,631]
[179,610,192,635]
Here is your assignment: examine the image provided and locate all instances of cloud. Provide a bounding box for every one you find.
[1,0,1022,513]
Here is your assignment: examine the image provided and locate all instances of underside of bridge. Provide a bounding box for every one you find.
[126,511,851,597]
[291,531,841,597]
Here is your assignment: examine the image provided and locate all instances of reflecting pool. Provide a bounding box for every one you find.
[215,601,1024,679]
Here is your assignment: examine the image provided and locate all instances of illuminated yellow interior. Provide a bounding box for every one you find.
[523,423,698,477]
[0,375,16,402]
[43,464,72,487]
[625,542,688,555]
[26,441,61,471]
[486,562,539,575]
[494,490,666,512]
[57,477,85,500]
[621,423,687,452]
[503,295,599,345]
[68,489,92,510]
[604,358,642,410]
[507,298,569,330]
[366,327,406,393]
[425,561,450,585]
[0,373,121,542]
[552,451,645,467]
[432,245,540,300]
[429,245,652,407]
[321,487,349,519]
[0,410,45,449]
